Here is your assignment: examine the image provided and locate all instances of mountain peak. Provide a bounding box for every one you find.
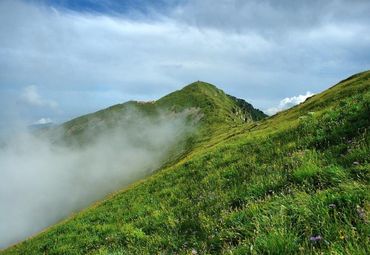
[185,80,216,87]
[179,80,223,95]
[157,81,266,124]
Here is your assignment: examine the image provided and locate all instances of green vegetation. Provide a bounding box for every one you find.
[54,81,265,149]
[2,72,369,254]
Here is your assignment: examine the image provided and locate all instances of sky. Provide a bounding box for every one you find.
[1,0,370,128]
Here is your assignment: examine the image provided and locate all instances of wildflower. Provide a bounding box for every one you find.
[328,204,336,209]
[339,230,346,240]
[191,248,198,255]
[309,235,323,244]
[353,161,360,166]
[356,205,366,220]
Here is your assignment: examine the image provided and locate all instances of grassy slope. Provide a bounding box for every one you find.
[57,81,265,146]
[3,73,370,254]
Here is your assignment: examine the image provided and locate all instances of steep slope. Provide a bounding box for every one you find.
[2,72,369,254]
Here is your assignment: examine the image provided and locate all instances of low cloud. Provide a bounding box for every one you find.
[0,107,194,248]
[21,85,58,109]
[266,91,314,115]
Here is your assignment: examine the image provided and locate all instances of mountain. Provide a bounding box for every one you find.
[2,72,370,254]
[49,81,266,158]
[60,81,266,138]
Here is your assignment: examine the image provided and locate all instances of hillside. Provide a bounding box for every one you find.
[54,81,265,147]
[2,72,370,254]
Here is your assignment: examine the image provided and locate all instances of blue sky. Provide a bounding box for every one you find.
[37,0,179,14]
[0,0,369,129]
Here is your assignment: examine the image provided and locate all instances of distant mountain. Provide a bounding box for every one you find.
[28,122,54,131]
[3,72,369,254]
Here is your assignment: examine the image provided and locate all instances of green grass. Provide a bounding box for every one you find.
[2,72,370,254]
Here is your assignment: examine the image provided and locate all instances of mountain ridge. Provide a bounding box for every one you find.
[57,81,266,148]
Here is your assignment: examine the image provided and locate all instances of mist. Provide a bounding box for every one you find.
[0,107,194,248]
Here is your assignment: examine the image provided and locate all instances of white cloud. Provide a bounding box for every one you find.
[21,86,58,109]
[266,91,314,115]
[34,118,53,125]
[0,0,369,122]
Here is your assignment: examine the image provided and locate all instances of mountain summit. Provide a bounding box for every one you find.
[157,81,266,123]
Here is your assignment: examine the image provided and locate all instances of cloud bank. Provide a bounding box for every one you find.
[266,91,314,115]
[0,108,192,248]
[0,0,369,123]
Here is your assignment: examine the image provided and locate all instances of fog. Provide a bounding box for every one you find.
[0,107,193,248]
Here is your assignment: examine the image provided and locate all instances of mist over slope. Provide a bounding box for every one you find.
[0,107,193,248]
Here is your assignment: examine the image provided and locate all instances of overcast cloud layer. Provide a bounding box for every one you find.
[0,0,370,125]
